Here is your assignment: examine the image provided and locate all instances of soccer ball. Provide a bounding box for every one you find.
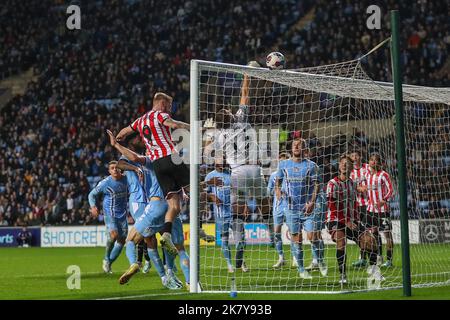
[266,52,285,70]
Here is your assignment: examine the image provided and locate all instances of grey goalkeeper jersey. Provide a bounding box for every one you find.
[213,105,259,169]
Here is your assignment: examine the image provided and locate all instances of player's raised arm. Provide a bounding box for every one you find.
[240,74,250,106]
[116,125,135,142]
[106,129,145,165]
[116,160,144,183]
[163,117,190,130]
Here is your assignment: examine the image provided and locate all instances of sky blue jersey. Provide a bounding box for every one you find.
[205,169,232,220]
[88,176,128,218]
[267,171,287,214]
[276,159,319,212]
[143,157,165,199]
[120,156,146,204]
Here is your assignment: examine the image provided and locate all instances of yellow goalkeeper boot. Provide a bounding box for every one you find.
[119,263,140,285]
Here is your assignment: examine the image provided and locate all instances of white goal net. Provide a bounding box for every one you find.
[189,53,450,293]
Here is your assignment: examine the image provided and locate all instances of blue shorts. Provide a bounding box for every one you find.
[135,200,168,238]
[303,194,326,232]
[104,215,128,239]
[285,210,307,235]
[216,217,233,239]
[171,218,185,245]
[129,201,147,220]
[273,208,286,226]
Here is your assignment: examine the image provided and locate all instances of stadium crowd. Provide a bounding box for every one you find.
[0,0,448,227]
[0,0,312,226]
[282,0,450,86]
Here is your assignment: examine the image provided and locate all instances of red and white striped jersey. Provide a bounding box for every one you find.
[326,177,358,224]
[130,110,175,160]
[350,163,370,207]
[366,170,394,213]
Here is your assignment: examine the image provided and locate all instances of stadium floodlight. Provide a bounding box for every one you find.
[189,34,450,294]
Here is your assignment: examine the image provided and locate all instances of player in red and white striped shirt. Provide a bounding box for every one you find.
[349,150,371,268]
[366,153,395,268]
[326,155,381,284]
[116,92,190,256]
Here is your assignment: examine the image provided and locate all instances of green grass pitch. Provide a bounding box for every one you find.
[0,245,448,300]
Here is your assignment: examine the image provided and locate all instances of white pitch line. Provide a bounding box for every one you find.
[97,292,190,300]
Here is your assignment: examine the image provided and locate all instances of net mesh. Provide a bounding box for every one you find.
[193,52,450,293]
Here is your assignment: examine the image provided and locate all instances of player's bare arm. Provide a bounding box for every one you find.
[305,181,319,215]
[117,160,144,183]
[90,206,99,218]
[106,129,145,165]
[206,177,223,187]
[357,185,368,193]
[275,177,282,200]
[163,118,190,130]
[116,125,134,141]
[207,193,222,206]
[239,73,250,106]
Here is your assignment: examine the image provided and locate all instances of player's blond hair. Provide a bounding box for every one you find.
[153,92,173,104]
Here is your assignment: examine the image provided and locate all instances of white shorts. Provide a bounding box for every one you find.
[230,165,268,204]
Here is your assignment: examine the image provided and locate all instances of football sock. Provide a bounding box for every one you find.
[336,249,346,275]
[104,237,115,262]
[292,242,304,271]
[178,250,190,283]
[274,233,284,258]
[377,233,383,256]
[387,249,393,262]
[143,243,150,261]
[125,241,137,265]
[137,240,144,263]
[235,241,245,268]
[221,238,232,266]
[164,248,175,271]
[162,222,173,234]
[148,249,165,278]
[109,242,124,264]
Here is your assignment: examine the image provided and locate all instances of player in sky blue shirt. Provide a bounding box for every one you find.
[88,160,129,273]
[118,150,153,273]
[204,159,246,273]
[107,130,188,289]
[275,138,320,279]
[267,153,289,268]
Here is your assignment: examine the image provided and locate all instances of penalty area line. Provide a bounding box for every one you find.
[96,292,191,300]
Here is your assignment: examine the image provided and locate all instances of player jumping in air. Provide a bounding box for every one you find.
[117,136,152,273]
[206,65,271,271]
[107,130,190,289]
[326,155,383,285]
[116,92,190,257]
[88,161,132,273]
[275,138,319,279]
[366,153,394,268]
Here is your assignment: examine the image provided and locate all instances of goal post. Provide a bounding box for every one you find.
[390,9,412,297]
[189,50,450,294]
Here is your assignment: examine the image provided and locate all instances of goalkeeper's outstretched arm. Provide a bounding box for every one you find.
[239,74,250,106]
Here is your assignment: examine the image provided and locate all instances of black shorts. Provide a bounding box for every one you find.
[152,155,190,197]
[364,212,392,232]
[326,221,367,243]
[358,206,369,225]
